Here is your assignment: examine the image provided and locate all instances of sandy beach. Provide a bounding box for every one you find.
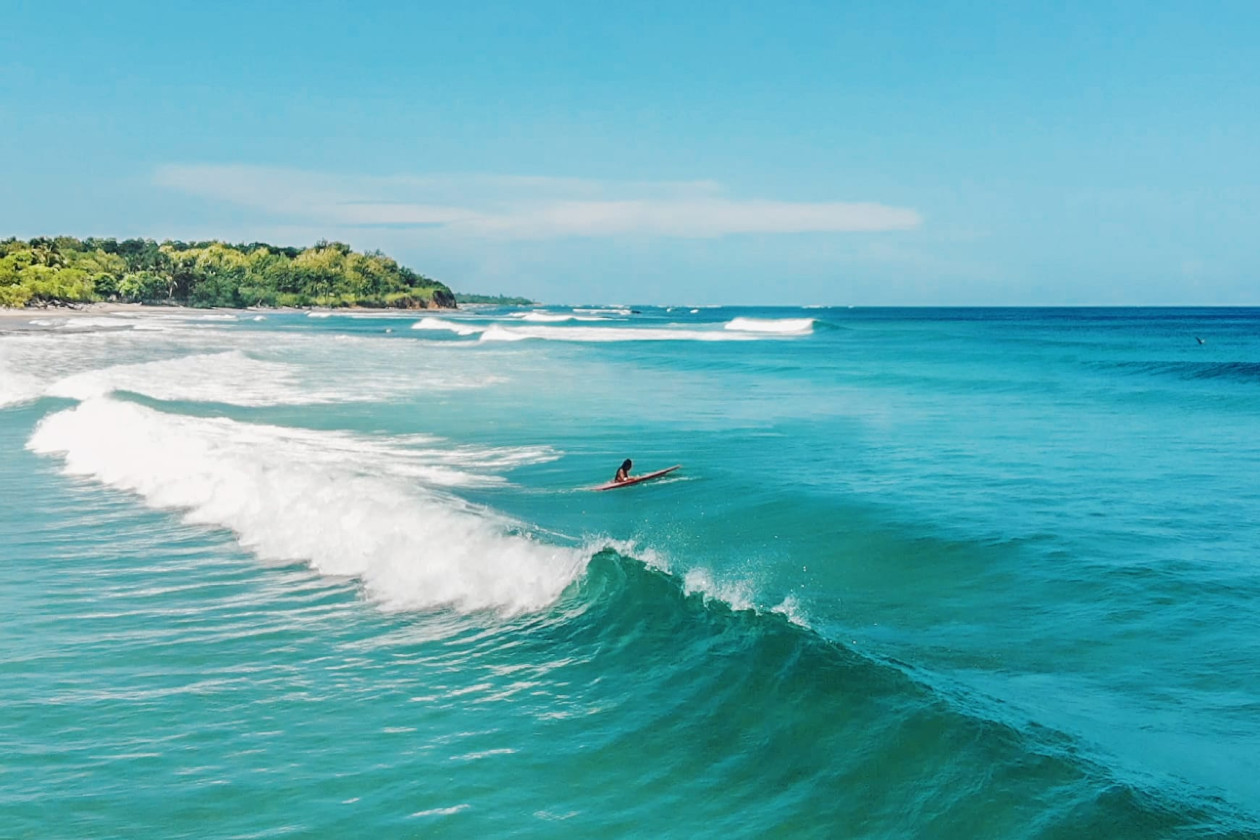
[0,303,416,330]
[0,302,193,320]
[0,303,245,333]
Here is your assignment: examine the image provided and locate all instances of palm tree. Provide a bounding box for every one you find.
[29,238,65,268]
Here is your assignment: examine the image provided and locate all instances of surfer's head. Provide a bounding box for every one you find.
[620,459,632,472]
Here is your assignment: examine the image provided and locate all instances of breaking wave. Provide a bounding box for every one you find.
[27,398,583,615]
[411,318,484,336]
[724,317,815,335]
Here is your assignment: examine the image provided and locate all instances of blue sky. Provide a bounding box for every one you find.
[2,1,1257,304]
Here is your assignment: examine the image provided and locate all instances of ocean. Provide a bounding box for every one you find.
[2,305,1258,838]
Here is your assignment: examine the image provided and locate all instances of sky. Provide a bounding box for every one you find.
[2,0,1257,305]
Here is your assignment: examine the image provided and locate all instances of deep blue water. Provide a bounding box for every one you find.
[2,305,1259,837]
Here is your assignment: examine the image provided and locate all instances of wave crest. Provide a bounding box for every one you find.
[27,398,584,615]
[724,317,815,335]
[411,318,484,336]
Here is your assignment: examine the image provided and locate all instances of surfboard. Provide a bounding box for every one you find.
[592,465,682,491]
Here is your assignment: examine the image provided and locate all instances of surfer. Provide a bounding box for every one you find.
[594,462,679,491]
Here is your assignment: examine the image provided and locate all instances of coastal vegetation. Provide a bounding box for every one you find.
[0,236,456,309]
[454,293,537,305]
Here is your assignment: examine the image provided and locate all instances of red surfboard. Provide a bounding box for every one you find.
[592,465,682,491]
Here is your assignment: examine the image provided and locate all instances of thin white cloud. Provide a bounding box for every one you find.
[153,164,921,239]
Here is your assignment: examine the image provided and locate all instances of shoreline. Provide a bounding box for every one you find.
[0,302,456,321]
[0,302,174,320]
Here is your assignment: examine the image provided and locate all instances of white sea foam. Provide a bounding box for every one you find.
[68,316,145,330]
[512,312,609,323]
[680,567,810,626]
[594,538,670,575]
[770,594,809,627]
[478,325,761,343]
[24,315,142,331]
[409,805,470,818]
[307,312,333,318]
[0,350,44,408]
[683,568,757,612]
[514,312,573,322]
[27,399,583,615]
[724,317,814,335]
[0,375,43,408]
[573,308,631,316]
[47,351,326,406]
[44,347,497,406]
[411,318,484,337]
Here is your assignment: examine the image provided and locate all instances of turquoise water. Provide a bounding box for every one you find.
[2,306,1259,838]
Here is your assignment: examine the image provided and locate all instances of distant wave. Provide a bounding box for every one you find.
[1189,361,1260,382]
[411,317,485,337]
[573,308,632,316]
[27,316,147,331]
[478,325,765,343]
[512,312,611,323]
[515,312,579,322]
[724,317,815,335]
[1107,360,1260,384]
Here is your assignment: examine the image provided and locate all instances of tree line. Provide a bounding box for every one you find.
[454,292,537,305]
[0,236,456,309]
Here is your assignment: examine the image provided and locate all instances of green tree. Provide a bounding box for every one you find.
[1,235,458,310]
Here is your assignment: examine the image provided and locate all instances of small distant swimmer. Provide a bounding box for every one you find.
[613,458,633,483]
[1195,336,1205,345]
